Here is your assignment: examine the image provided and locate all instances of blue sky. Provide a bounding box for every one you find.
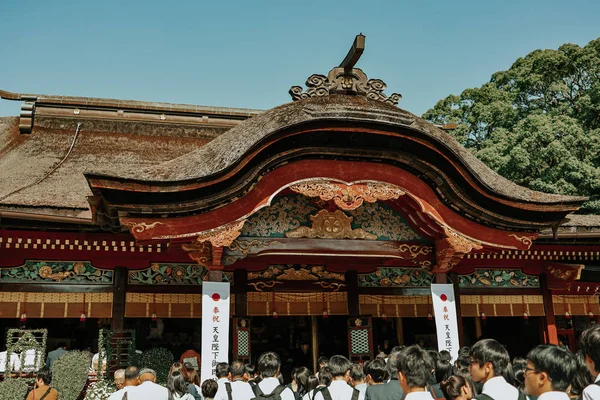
[1,0,599,117]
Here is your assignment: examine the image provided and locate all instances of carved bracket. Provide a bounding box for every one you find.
[182,220,247,268]
[289,180,405,211]
[432,227,483,273]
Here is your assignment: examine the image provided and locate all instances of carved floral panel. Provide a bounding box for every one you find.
[241,194,421,241]
[458,269,539,288]
[358,268,432,287]
[0,261,113,284]
[241,195,316,237]
[347,202,421,241]
[128,263,232,285]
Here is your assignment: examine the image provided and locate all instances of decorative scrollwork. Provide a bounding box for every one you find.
[290,67,401,106]
[509,234,537,249]
[126,221,163,234]
[248,281,283,292]
[228,239,279,255]
[289,180,405,211]
[381,243,433,259]
[192,220,247,248]
[314,282,347,292]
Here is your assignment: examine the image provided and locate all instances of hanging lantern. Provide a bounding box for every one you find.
[322,310,328,319]
[20,294,28,327]
[589,311,595,319]
[427,313,433,321]
[480,312,487,321]
[321,293,328,319]
[20,313,27,325]
[381,313,387,321]
[523,312,529,320]
[479,296,486,320]
[272,311,278,319]
[565,311,571,319]
[80,313,87,323]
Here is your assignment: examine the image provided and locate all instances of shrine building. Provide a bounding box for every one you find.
[1,36,600,369]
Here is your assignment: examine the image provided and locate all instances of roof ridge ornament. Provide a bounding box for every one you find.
[289,34,402,106]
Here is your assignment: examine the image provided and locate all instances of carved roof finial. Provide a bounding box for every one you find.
[289,34,402,106]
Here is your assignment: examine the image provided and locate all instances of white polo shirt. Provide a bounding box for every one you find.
[481,376,520,400]
[582,374,600,400]
[127,380,169,400]
[313,380,355,400]
[405,391,435,400]
[257,377,295,400]
[538,391,570,400]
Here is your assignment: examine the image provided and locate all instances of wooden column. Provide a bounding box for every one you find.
[540,274,558,344]
[234,269,247,317]
[449,272,464,346]
[112,266,127,331]
[311,316,319,373]
[475,317,482,339]
[346,270,359,316]
[396,317,404,345]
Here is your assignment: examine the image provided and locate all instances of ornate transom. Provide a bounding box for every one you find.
[285,209,376,240]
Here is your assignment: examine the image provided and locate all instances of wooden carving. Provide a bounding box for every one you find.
[195,220,247,247]
[433,227,483,273]
[285,210,376,240]
[289,180,405,211]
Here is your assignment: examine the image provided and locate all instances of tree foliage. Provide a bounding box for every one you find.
[423,38,600,213]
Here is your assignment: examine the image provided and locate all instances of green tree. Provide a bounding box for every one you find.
[423,38,600,213]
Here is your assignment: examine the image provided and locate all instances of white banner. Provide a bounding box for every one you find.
[201,281,230,383]
[431,284,460,361]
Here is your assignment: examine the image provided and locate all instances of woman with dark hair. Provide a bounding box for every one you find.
[569,352,594,399]
[511,357,527,391]
[168,371,195,400]
[430,359,454,400]
[170,362,201,400]
[440,376,473,400]
[183,362,202,395]
[294,367,313,398]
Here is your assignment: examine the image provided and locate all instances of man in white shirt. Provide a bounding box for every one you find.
[396,345,435,400]
[349,363,367,400]
[469,339,522,400]
[523,345,576,400]
[223,361,255,400]
[580,325,600,400]
[215,362,232,400]
[128,368,168,400]
[255,352,295,400]
[313,355,359,400]
[108,366,140,400]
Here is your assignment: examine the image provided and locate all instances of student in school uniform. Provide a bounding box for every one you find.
[523,345,576,400]
[396,345,436,400]
[579,325,600,400]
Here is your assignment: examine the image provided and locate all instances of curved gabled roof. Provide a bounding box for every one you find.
[87,94,586,232]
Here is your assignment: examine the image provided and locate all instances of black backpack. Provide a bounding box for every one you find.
[313,386,359,400]
[251,384,288,400]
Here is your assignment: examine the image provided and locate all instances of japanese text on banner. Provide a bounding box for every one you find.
[430,284,460,361]
[201,281,230,383]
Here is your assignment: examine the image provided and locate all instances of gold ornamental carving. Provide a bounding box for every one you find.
[545,264,584,281]
[509,234,537,249]
[285,210,377,240]
[443,227,483,254]
[38,265,72,282]
[181,241,211,267]
[433,227,483,273]
[248,281,283,292]
[278,267,319,281]
[381,243,433,259]
[194,220,247,248]
[126,221,163,234]
[228,239,279,255]
[289,180,405,211]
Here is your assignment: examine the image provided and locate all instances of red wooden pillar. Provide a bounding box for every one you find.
[540,274,558,344]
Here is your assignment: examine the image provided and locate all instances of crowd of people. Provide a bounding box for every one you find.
[15,324,600,400]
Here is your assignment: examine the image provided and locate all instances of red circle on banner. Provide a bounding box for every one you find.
[212,293,220,301]
[440,294,448,302]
